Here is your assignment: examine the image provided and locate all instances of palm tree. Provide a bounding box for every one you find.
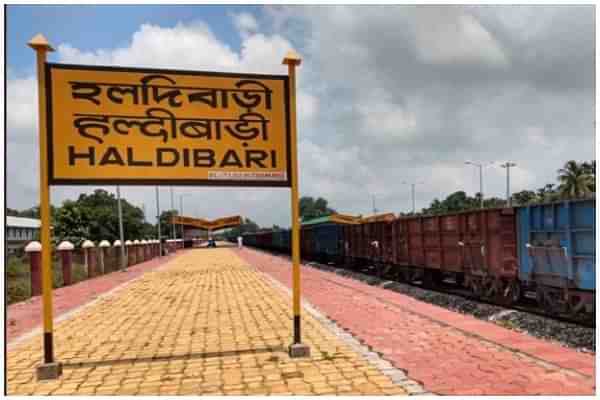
[557,160,594,199]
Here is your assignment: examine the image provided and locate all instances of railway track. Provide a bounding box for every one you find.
[248,247,595,330]
[334,262,595,329]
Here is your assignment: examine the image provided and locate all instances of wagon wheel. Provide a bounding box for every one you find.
[536,286,558,316]
[470,278,484,298]
[402,267,417,283]
[483,277,497,299]
[496,279,520,306]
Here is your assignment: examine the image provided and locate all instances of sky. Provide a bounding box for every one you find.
[5,4,596,228]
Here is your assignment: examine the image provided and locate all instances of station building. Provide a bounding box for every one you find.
[6,216,41,255]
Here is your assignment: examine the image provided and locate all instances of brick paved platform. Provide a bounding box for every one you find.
[7,251,183,345]
[236,247,596,396]
[6,249,412,395]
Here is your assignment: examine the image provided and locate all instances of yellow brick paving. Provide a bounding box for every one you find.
[7,248,407,395]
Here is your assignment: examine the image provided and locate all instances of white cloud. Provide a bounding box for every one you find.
[410,9,509,67]
[232,12,259,37]
[7,76,37,143]
[6,6,595,227]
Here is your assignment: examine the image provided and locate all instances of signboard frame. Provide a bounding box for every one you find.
[44,63,293,187]
[30,33,309,377]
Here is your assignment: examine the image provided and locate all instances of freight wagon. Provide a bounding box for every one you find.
[242,199,595,318]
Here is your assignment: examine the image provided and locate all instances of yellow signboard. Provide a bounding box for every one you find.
[209,215,243,231]
[329,213,362,225]
[171,215,242,231]
[360,213,396,224]
[46,64,291,186]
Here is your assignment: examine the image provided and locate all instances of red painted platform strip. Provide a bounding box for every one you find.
[235,248,595,395]
[7,251,187,344]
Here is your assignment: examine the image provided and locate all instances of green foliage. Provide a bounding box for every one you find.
[225,217,260,239]
[6,254,89,305]
[511,190,537,206]
[50,189,149,244]
[299,196,336,221]
[557,160,595,199]
[76,189,147,242]
[53,200,91,246]
[158,209,179,239]
[15,205,59,224]
[420,191,506,215]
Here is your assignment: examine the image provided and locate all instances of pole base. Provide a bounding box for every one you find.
[36,362,62,380]
[288,343,311,358]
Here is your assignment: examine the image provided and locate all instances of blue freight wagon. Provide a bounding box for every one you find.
[301,216,345,263]
[517,198,595,316]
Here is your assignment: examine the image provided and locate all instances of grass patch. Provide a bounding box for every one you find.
[6,255,88,305]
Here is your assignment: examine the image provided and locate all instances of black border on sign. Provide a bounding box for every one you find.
[45,62,293,188]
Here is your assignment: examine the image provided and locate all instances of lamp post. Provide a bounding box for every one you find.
[155,186,162,256]
[401,181,423,214]
[500,162,517,207]
[465,161,494,209]
[179,194,191,239]
[116,185,126,271]
[170,187,175,239]
[371,195,378,215]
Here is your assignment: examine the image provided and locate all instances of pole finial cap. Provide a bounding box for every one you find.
[282,50,302,66]
[28,34,55,52]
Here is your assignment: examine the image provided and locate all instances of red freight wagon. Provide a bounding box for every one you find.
[392,208,519,303]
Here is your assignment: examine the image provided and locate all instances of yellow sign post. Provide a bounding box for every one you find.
[30,31,310,378]
[29,34,63,380]
[171,215,242,231]
[283,51,310,357]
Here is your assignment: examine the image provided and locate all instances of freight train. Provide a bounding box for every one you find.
[237,199,595,319]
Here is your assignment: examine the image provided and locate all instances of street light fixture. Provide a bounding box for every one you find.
[500,162,517,207]
[401,181,424,214]
[465,161,495,209]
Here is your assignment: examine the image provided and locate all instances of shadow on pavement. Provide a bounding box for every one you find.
[62,345,286,369]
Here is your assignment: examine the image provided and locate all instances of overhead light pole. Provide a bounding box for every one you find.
[500,162,517,207]
[179,194,191,239]
[465,161,494,209]
[155,186,162,256]
[170,187,175,239]
[116,185,126,271]
[401,181,423,214]
[372,195,378,215]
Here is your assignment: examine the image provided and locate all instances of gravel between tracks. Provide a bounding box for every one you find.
[303,261,595,354]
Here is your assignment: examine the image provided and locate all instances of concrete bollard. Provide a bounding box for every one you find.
[134,239,142,263]
[98,240,110,274]
[25,241,42,296]
[141,239,149,261]
[57,241,75,286]
[113,240,126,270]
[126,240,135,265]
[82,240,96,278]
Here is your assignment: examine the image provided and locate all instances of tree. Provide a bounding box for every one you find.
[225,217,260,239]
[511,190,537,206]
[557,160,594,199]
[53,200,91,246]
[299,196,336,221]
[7,208,19,216]
[51,189,149,244]
[15,205,58,224]
[158,209,179,239]
[582,160,596,192]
